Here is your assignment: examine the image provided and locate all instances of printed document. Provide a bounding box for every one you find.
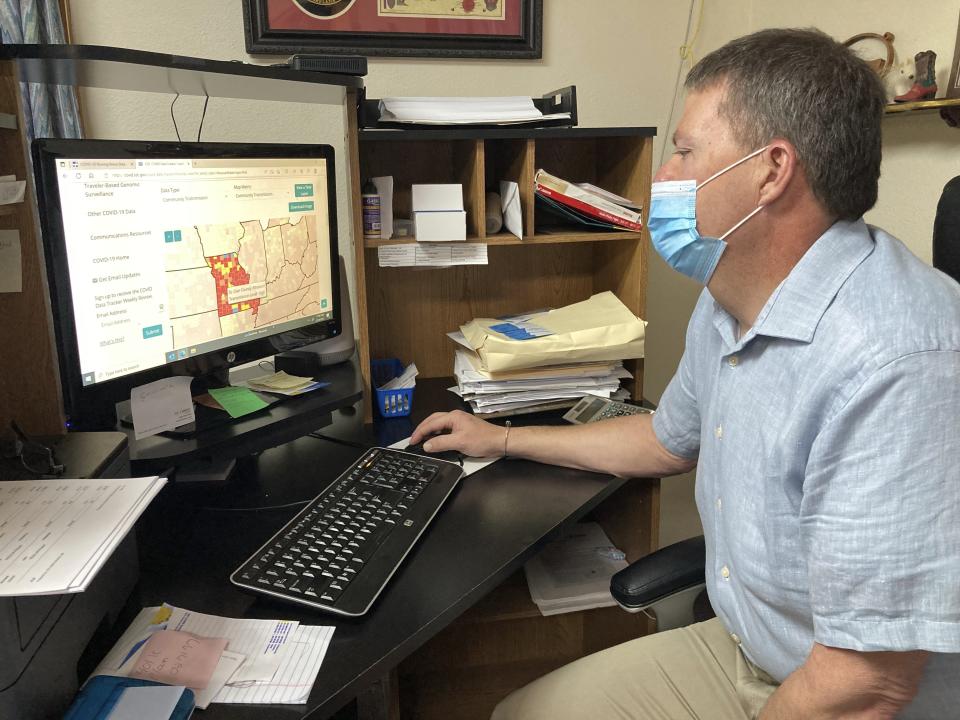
[0,476,166,596]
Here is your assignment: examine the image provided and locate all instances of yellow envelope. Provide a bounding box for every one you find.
[460,291,646,373]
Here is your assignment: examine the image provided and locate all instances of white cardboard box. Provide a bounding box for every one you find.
[414,210,467,242]
[412,183,466,242]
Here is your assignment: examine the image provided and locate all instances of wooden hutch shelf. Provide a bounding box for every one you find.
[884,97,960,116]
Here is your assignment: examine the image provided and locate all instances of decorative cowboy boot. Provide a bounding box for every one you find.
[895,50,938,102]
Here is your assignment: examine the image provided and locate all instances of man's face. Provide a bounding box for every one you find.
[654,84,759,242]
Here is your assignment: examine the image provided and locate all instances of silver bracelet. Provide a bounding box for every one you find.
[503,420,511,458]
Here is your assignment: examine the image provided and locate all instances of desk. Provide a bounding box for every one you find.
[127,382,652,719]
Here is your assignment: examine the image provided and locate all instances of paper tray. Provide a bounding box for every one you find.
[358,85,578,130]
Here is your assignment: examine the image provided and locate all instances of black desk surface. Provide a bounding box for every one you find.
[131,381,625,719]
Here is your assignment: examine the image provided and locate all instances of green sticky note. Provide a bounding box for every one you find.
[208,386,270,419]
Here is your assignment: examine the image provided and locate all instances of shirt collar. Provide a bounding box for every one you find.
[711,218,876,348]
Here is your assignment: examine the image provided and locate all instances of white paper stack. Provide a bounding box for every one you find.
[378,96,570,125]
[449,341,631,418]
[447,293,644,417]
[524,522,628,616]
[0,476,166,596]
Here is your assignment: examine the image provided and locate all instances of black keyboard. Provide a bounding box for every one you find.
[231,447,465,616]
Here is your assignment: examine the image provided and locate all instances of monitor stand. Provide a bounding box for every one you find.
[114,367,280,439]
[115,392,280,439]
[121,355,365,477]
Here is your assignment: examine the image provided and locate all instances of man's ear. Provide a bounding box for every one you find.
[757,140,797,206]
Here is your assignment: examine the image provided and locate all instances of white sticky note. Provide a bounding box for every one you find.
[0,230,21,293]
[131,376,196,440]
[0,179,25,205]
[107,685,188,720]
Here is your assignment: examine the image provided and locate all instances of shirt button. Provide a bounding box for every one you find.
[728,356,739,367]
[730,633,741,645]
[715,425,723,439]
[716,497,722,511]
[721,565,730,580]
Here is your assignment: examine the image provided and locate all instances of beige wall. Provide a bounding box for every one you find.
[67,0,691,329]
[67,0,960,547]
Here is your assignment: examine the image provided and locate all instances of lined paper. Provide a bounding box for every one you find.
[169,606,333,704]
[92,604,335,706]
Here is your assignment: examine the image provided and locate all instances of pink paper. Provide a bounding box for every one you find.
[130,630,228,690]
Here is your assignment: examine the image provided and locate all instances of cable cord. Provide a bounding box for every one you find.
[307,432,371,450]
[200,499,310,513]
[658,0,705,169]
[170,92,182,143]
[197,94,210,142]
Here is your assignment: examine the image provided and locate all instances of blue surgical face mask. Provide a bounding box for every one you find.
[648,146,768,285]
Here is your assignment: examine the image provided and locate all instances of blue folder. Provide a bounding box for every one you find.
[63,675,195,720]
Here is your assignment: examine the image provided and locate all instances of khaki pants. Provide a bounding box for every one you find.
[491,618,779,720]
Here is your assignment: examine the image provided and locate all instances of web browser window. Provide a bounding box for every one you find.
[54,157,334,386]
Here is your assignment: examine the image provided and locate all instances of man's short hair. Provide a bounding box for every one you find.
[686,28,885,221]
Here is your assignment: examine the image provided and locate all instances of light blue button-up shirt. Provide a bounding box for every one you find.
[653,219,960,717]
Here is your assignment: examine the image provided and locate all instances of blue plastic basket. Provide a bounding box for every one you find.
[371,358,414,418]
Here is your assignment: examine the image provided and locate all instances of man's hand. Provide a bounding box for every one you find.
[411,410,507,458]
[411,410,696,479]
[760,643,927,719]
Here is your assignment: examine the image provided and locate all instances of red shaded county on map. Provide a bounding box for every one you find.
[207,253,261,317]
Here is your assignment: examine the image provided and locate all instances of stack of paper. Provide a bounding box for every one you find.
[524,522,628,616]
[380,362,418,391]
[378,96,571,125]
[241,370,329,396]
[450,346,631,417]
[448,292,645,417]
[92,603,335,707]
[0,476,166,596]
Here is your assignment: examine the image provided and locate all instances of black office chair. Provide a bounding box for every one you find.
[609,534,711,631]
[934,176,960,284]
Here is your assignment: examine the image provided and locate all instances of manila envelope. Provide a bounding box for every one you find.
[460,291,646,373]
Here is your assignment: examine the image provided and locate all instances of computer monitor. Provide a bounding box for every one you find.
[32,139,341,431]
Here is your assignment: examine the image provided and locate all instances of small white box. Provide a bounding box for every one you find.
[412,183,463,211]
[412,183,467,242]
[414,210,467,242]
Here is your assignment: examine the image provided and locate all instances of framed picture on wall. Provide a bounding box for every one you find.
[948,17,960,98]
[243,0,542,59]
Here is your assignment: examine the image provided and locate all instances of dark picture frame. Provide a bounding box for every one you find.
[948,16,960,98]
[243,0,542,59]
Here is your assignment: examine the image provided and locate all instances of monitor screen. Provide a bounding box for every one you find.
[33,139,341,430]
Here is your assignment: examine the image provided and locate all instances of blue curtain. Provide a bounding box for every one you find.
[0,0,82,147]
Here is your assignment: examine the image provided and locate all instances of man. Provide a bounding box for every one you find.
[411,28,960,719]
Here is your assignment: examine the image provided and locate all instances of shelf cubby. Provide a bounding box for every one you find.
[352,126,656,420]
